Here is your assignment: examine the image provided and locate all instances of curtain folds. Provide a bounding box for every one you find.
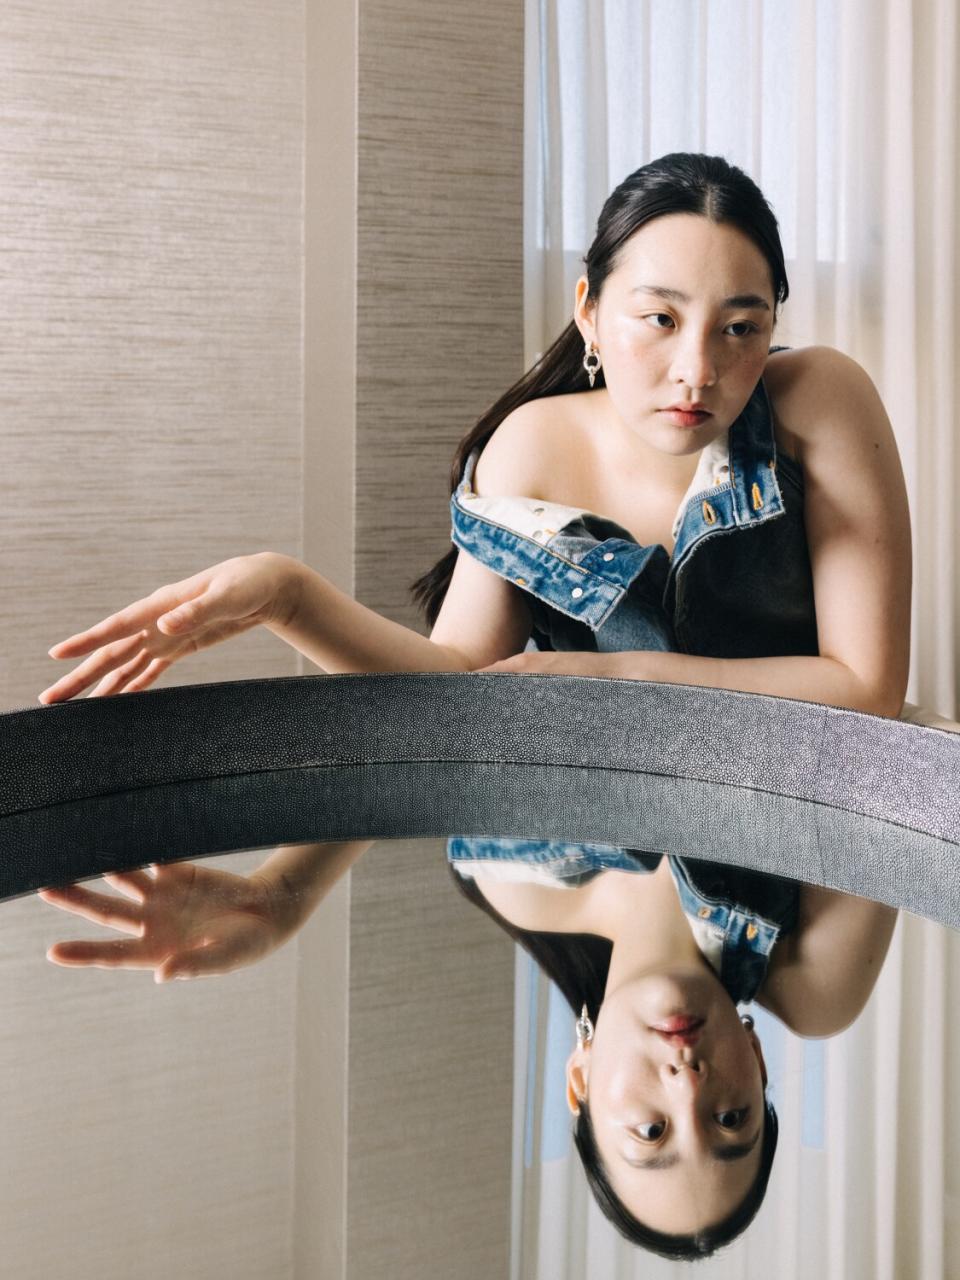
[518,1,960,1274]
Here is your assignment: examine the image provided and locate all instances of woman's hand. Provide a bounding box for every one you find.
[38,862,301,982]
[39,553,299,704]
[478,651,636,677]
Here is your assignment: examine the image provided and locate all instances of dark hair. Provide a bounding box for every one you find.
[449,862,779,1258]
[575,1098,779,1260]
[411,152,789,624]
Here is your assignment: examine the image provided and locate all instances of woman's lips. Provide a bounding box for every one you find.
[660,408,712,427]
[650,1013,701,1034]
[649,1016,705,1036]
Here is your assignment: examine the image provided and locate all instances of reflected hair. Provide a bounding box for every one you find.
[575,1098,778,1260]
[412,152,789,625]
[449,862,779,1259]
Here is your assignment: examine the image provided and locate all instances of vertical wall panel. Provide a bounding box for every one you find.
[0,4,303,1276]
[348,0,523,1276]
[355,0,526,627]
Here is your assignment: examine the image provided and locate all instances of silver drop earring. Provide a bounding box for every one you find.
[576,1003,594,1048]
[740,1013,755,1031]
[583,342,601,388]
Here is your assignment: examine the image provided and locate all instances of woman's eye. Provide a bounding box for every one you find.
[715,1108,749,1130]
[643,313,675,330]
[725,321,757,337]
[633,1120,666,1142]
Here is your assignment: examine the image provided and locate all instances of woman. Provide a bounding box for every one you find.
[38,154,910,1254]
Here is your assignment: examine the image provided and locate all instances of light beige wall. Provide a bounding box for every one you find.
[1,0,521,1276]
[0,3,303,1276]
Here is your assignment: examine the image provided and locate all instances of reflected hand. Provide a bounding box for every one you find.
[38,862,293,982]
[38,553,297,704]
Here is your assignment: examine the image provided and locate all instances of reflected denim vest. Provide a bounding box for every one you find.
[446,349,811,1002]
[448,841,798,1006]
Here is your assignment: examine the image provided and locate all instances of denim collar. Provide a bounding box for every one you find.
[450,368,787,631]
[669,373,786,575]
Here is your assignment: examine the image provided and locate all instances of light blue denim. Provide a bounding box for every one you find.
[447,840,795,1004]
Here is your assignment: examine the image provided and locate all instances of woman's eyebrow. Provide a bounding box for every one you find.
[628,284,771,311]
[712,1128,762,1162]
[620,1126,762,1171]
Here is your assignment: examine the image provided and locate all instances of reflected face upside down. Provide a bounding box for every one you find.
[566,967,768,1234]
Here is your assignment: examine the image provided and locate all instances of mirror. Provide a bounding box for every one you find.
[1,677,957,1271]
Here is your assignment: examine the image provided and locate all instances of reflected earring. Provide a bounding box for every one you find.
[583,342,601,388]
[576,1003,594,1048]
[740,1014,755,1031]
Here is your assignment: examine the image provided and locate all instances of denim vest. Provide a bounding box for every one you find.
[449,346,817,659]
[448,841,798,1005]
[446,348,810,1003]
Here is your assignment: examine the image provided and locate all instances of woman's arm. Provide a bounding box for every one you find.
[39,534,532,702]
[485,347,912,719]
[756,883,899,1036]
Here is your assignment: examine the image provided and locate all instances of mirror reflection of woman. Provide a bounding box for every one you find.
[37,154,911,1257]
[448,841,897,1257]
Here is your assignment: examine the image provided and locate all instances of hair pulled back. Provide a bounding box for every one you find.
[448,863,780,1260]
[411,152,789,623]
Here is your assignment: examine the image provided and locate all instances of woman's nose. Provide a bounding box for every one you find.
[669,337,717,391]
[661,1059,707,1091]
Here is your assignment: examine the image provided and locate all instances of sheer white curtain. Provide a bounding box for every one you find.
[516,1,960,1275]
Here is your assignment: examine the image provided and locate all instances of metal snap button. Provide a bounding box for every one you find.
[571,586,584,599]
[697,906,712,919]
[602,552,614,562]
[751,483,764,511]
[746,922,758,941]
[702,501,717,525]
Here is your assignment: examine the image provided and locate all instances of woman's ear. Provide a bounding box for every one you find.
[565,1045,590,1116]
[573,276,597,347]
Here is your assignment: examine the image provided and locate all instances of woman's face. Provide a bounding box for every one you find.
[574,213,776,457]
[566,969,768,1233]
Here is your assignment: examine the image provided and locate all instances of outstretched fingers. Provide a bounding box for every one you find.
[45,937,154,968]
[37,883,145,932]
[88,649,158,698]
[100,869,155,900]
[47,578,208,660]
[39,632,154,704]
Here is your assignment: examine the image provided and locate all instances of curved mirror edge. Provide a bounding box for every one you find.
[1,759,957,929]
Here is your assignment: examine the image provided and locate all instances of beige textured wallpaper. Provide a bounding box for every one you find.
[1,3,303,1277]
[1,0,522,1276]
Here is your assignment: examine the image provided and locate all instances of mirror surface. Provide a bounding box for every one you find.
[3,747,956,1275]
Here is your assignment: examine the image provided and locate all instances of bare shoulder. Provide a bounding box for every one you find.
[468,871,591,933]
[473,393,588,498]
[763,345,891,461]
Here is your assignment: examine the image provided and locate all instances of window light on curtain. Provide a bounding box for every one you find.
[516,2,960,1277]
